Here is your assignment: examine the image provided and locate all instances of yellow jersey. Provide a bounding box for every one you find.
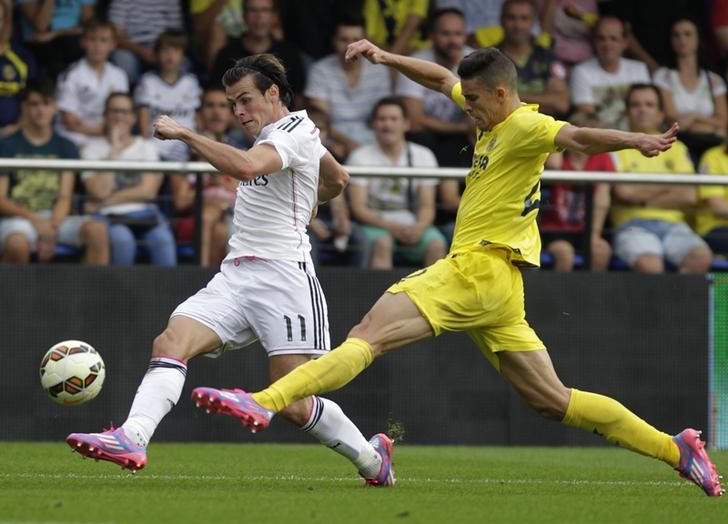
[449,82,567,267]
[610,140,694,227]
[696,145,728,236]
[363,0,430,52]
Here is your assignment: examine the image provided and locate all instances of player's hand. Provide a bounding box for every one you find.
[636,122,679,157]
[345,39,389,65]
[153,115,187,141]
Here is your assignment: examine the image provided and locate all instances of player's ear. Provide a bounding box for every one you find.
[266,83,280,104]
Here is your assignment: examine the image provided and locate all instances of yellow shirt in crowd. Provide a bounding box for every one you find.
[696,145,728,236]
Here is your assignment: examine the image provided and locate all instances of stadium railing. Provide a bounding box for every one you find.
[2,158,727,269]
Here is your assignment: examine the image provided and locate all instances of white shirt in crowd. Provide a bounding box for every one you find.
[134,71,202,161]
[81,136,159,215]
[226,110,325,263]
[55,59,130,147]
[570,57,650,129]
[347,141,438,225]
[653,67,727,117]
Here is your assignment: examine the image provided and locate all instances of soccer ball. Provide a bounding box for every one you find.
[39,340,106,405]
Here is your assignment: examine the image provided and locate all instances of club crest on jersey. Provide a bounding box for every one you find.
[486,137,497,152]
[241,174,269,186]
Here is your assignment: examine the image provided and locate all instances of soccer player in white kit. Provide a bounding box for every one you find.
[66,54,394,486]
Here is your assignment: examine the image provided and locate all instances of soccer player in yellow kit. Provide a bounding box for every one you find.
[192,40,724,495]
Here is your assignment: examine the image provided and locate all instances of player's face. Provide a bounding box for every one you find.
[333,25,365,58]
[23,93,56,129]
[200,90,232,135]
[501,2,535,46]
[594,19,627,66]
[371,104,409,147]
[431,14,466,61]
[627,89,664,133]
[226,75,275,137]
[158,44,185,72]
[671,20,699,57]
[461,77,501,131]
[244,0,275,39]
[82,28,116,65]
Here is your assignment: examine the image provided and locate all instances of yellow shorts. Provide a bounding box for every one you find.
[387,248,545,370]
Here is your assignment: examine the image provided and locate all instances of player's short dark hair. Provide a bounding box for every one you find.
[370,96,408,121]
[626,83,664,112]
[103,91,134,113]
[22,76,56,101]
[155,29,188,52]
[81,18,116,38]
[222,53,294,109]
[457,47,518,91]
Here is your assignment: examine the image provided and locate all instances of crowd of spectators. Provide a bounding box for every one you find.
[2,0,728,274]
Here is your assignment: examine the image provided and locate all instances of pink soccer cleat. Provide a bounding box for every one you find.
[66,426,147,473]
[191,387,274,433]
[364,433,395,487]
[673,428,724,496]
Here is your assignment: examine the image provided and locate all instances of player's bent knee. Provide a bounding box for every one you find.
[279,398,311,427]
[152,328,189,360]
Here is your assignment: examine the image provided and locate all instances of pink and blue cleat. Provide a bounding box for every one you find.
[364,433,395,487]
[673,428,724,496]
[191,387,274,432]
[66,426,147,473]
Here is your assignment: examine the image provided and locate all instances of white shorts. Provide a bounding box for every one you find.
[0,212,90,251]
[172,257,331,357]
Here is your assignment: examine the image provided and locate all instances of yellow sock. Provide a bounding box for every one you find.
[253,338,374,412]
[562,388,680,467]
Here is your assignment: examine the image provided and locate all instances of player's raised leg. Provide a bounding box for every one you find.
[498,349,724,496]
[66,316,220,472]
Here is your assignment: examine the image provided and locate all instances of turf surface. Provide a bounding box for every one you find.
[0,442,725,523]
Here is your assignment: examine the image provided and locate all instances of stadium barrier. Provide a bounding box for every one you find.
[0,158,725,448]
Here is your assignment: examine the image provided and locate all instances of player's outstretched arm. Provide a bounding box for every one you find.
[345,39,458,98]
[555,122,680,157]
[153,115,282,181]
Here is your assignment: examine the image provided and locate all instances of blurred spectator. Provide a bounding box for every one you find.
[134,30,202,161]
[55,19,129,149]
[654,18,727,166]
[396,8,473,167]
[570,16,650,129]
[81,92,176,266]
[363,0,430,56]
[108,0,185,85]
[536,0,597,67]
[0,77,109,264]
[169,86,242,267]
[436,0,505,48]
[696,140,728,255]
[610,84,711,274]
[190,0,246,71]
[211,0,305,106]
[711,0,728,68]
[0,0,37,138]
[347,97,446,269]
[306,107,360,266]
[598,0,696,73]
[278,0,362,68]
[540,113,613,271]
[305,14,392,160]
[496,0,569,117]
[15,0,94,80]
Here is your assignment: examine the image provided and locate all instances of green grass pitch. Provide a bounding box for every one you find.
[0,442,725,524]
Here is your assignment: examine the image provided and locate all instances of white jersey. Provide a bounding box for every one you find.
[134,71,202,161]
[55,59,129,147]
[225,110,325,263]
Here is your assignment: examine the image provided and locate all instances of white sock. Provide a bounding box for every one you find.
[301,397,382,479]
[121,357,187,448]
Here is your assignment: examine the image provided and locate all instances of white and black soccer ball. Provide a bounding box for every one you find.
[39,340,106,405]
